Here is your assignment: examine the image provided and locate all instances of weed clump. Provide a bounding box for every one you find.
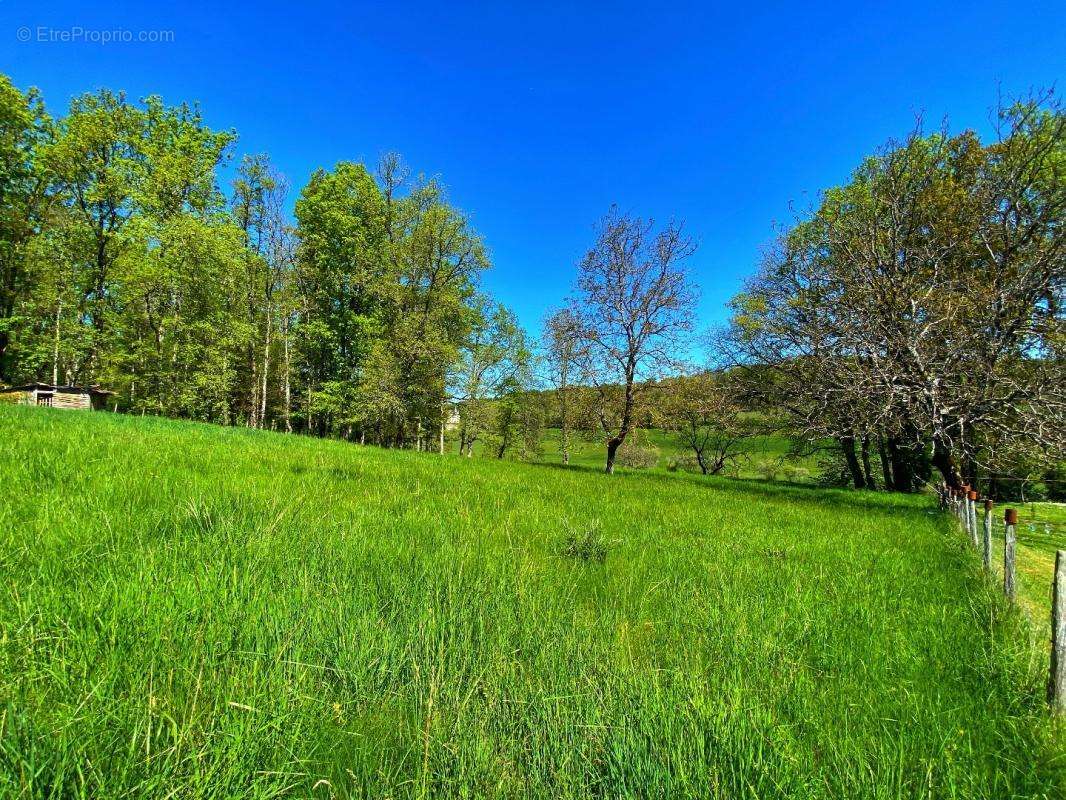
[560,520,609,563]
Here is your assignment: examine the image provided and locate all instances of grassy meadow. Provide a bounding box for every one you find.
[454,426,822,482]
[984,503,1066,631]
[1,406,1064,798]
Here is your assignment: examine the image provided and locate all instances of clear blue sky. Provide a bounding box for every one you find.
[2,1,1063,335]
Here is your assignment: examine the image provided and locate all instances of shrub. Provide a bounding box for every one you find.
[560,520,609,563]
[756,460,780,482]
[617,442,660,470]
[816,451,854,488]
[667,454,701,473]
[781,465,812,483]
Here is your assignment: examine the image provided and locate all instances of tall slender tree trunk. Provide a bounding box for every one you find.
[248,353,259,428]
[52,296,62,385]
[878,435,893,489]
[259,311,271,427]
[282,318,292,433]
[559,387,570,465]
[88,233,109,373]
[860,435,877,490]
[839,435,866,489]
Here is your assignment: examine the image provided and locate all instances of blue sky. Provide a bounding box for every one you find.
[2,1,1063,335]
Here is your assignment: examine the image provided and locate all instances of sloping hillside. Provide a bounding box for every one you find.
[0,407,1061,798]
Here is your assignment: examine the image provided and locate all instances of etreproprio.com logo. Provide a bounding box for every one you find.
[17,26,175,44]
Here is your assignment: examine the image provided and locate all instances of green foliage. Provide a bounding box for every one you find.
[0,74,504,450]
[615,440,660,469]
[724,97,1065,492]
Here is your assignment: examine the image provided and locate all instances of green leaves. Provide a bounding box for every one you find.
[0,72,507,448]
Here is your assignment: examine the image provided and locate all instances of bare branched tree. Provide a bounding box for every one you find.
[571,208,698,474]
[541,307,585,465]
[722,94,1065,491]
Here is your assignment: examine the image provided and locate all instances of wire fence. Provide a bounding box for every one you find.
[936,485,1066,717]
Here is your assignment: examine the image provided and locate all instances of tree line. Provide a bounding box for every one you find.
[2,73,1062,493]
[0,74,534,449]
[536,96,1063,490]
[717,95,1064,494]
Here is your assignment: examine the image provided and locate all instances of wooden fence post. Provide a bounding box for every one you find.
[962,485,972,542]
[968,489,979,548]
[1051,550,1066,715]
[982,499,993,571]
[1004,508,1017,602]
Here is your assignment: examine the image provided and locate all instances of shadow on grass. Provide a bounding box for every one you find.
[532,458,931,517]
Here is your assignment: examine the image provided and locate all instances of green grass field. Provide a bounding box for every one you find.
[1,406,1064,798]
[454,426,822,482]
[982,503,1066,631]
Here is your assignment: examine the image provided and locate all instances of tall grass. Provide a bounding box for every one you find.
[0,406,1062,798]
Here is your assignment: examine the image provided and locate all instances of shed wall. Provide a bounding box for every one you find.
[50,391,91,410]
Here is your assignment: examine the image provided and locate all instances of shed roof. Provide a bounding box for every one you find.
[1,383,114,395]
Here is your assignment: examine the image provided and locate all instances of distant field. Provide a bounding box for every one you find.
[453,426,823,482]
[1,407,1063,799]
[986,502,1066,630]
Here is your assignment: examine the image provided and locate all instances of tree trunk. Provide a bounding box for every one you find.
[559,390,570,465]
[887,437,914,493]
[695,449,708,475]
[605,365,636,475]
[282,317,292,433]
[931,437,962,489]
[52,296,62,386]
[259,311,271,427]
[878,435,893,489]
[860,435,877,490]
[839,436,866,489]
[248,343,259,428]
[605,437,622,475]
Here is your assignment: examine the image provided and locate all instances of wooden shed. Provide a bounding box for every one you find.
[0,383,113,411]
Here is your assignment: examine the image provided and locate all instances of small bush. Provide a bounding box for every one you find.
[756,461,780,482]
[667,454,701,473]
[781,465,811,483]
[617,443,660,470]
[816,452,854,487]
[560,520,609,563]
